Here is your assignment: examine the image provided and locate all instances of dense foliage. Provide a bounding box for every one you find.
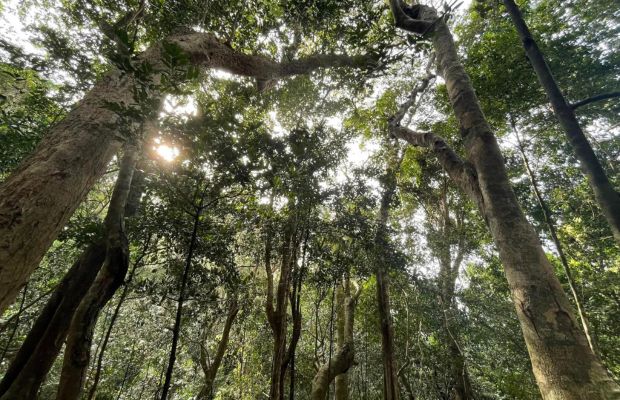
[0,0,618,399]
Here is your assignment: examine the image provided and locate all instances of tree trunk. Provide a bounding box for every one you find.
[160,190,203,400]
[372,149,402,400]
[389,3,620,398]
[0,241,106,400]
[85,232,151,400]
[197,298,239,400]
[55,144,139,400]
[435,196,474,400]
[266,205,300,400]
[311,277,360,400]
[512,121,598,354]
[0,32,375,315]
[502,0,620,243]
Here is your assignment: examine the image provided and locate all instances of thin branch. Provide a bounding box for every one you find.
[571,91,620,110]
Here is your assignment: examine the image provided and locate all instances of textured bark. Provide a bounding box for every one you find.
[513,122,597,354]
[197,299,239,400]
[389,2,620,399]
[311,278,360,400]
[502,0,620,244]
[56,145,139,400]
[374,152,401,400]
[0,241,106,400]
[0,33,375,314]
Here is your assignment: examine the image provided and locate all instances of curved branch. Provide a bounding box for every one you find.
[391,126,484,213]
[164,33,378,81]
[388,0,434,34]
[571,91,620,110]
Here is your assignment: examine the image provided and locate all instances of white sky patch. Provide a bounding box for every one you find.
[162,95,198,118]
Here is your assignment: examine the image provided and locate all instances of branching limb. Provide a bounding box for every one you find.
[391,126,484,213]
[389,0,434,34]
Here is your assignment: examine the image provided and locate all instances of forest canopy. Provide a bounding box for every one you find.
[0,0,619,399]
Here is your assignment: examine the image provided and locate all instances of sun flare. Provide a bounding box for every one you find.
[155,144,179,162]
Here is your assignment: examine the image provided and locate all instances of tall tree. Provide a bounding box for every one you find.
[501,0,620,243]
[388,2,619,398]
[0,30,374,314]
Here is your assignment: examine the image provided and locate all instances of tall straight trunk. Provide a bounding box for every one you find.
[374,151,401,400]
[266,206,300,400]
[512,123,597,354]
[0,33,374,315]
[435,194,474,400]
[389,3,620,398]
[56,144,140,400]
[160,193,203,400]
[311,277,360,400]
[197,299,239,400]
[502,0,620,243]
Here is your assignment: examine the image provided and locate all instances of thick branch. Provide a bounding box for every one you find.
[571,91,620,110]
[389,0,434,34]
[391,126,484,213]
[165,33,377,81]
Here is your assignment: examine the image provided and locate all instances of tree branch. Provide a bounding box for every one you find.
[391,126,484,213]
[571,91,620,110]
[164,33,378,82]
[388,0,434,34]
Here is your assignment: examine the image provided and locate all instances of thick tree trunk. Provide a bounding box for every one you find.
[0,241,106,400]
[0,32,374,315]
[502,0,620,243]
[55,145,139,400]
[374,152,401,400]
[311,278,360,400]
[389,3,620,398]
[513,122,598,354]
[197,299,239,400]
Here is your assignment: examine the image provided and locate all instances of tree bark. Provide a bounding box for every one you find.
[0,243,107,400]
[502,0,620,244]
[311,277,360,400]
[0,32,375,315]
[389,2,620,398]
[512,122,597,354]
[55,144,139,400]
[373,149,402,400]
[197,298,239,400]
